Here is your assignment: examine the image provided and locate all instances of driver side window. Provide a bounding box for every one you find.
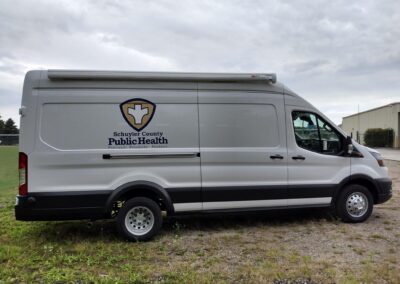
[292,111,343,155]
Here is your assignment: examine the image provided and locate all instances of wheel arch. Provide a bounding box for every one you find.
[334,174,379,205]
[105,181,174,215]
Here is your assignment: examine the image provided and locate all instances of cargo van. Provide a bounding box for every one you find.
[15,70,392,240]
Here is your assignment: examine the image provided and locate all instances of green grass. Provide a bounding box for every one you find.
[0,146,18,198]
[0,146,399,283]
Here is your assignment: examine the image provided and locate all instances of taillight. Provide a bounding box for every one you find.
[19,152,28,196]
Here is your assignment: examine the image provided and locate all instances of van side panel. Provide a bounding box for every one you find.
[25,88,201,217]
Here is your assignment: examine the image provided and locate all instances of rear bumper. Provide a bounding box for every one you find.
[15,191,111,221]
[375,177,392,204]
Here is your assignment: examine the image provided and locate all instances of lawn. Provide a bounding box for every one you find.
[0,146,399,283]
[0,146,18,198]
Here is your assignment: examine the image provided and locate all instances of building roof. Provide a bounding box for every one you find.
[343,102,400,119]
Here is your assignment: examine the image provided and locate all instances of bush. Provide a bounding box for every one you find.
[364,128,394,147]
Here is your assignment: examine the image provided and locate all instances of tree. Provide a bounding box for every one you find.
[0,117,18,145]
[4,118,19,134]
[0,115,4,134]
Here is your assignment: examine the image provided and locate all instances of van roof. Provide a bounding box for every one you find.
[25,70,290,94]
[24,69,321,127]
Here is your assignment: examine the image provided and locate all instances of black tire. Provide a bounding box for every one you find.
[336,184,374,223]
[116,197,162,241]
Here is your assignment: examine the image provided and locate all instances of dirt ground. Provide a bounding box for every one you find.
[1,157,399,283]
[158,160,400,282]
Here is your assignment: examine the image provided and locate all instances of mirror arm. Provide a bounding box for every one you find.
[345,136,353,156]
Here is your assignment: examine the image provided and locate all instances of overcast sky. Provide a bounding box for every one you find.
[1,0,399,126]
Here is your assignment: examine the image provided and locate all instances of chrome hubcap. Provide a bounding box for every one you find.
[346,192,368,218]
[125,206,154,236]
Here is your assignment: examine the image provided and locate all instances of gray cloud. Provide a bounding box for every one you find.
[0,0,399,125]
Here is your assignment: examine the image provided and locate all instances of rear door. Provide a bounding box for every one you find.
[198,90,288,210]
[286,106,350,206]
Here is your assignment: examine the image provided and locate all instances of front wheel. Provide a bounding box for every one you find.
[116,197,162,241]
[336,184,373,223]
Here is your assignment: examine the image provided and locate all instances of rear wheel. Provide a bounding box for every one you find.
[117,197,162,241]
[336,184,373,223]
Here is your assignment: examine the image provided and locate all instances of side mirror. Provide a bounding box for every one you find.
[346,136,353,155]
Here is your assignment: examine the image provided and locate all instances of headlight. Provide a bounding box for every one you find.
[369,151,385,167]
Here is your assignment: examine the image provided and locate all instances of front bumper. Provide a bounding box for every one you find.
[375,177,392,204]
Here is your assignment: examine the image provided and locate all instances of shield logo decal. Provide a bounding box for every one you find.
[120,98,156,131]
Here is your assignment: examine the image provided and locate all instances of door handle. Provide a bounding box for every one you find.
[292,155,306,160]
[270,154,284,160]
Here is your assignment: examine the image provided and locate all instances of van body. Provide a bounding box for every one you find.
[15,70,392,240]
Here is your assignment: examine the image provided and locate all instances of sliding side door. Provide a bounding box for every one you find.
[199,91,288,210]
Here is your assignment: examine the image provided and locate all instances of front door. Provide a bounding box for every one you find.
[286,107,350,206]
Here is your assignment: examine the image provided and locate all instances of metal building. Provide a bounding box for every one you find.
[341,102,400,148]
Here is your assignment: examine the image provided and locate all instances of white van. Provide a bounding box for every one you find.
[15,70,392,240]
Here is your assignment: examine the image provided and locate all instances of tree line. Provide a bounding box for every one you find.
[0,115,19,145]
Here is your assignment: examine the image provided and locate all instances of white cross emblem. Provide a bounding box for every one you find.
[128,105,149,124]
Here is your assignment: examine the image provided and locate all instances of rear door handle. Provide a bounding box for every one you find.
[270,154,284,160]
[292,155,306,160]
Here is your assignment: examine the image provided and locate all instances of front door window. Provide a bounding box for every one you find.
[292,111,343,155]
